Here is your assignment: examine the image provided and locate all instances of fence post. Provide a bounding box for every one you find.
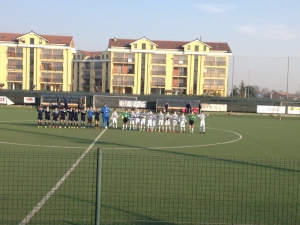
[95,148,102,225]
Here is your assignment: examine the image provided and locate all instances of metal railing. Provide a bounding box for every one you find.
[7,52,23,58]
[6,76,23,82]
[203,73,226,78]
[152,59,166,64]
[151,70,166,75]
[94,66,102,70]
[203,84,225,90]
[173,59,188,65]
[40,78,63,83]
[7,64,23,70]
[112,80,134,86]
[151,82,165,86]
[204,61,227,66]
[112,58,135,63]
[40,54,64,60]
[41,66,63,71]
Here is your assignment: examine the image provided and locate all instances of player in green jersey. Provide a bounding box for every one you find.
[122,109,130,130]
[188,111,196,133]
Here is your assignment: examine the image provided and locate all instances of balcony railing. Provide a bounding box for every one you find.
[152,59,166,64]
[112,70,134,74]
[173,60,188,65]
[82,66,91,70]
[82,83,90,87]
[82,75,90,78]
[7,52,23,58]
[113,58,135,63]
[112,80,134,86]
[41,66,63,72]
[40,54,64,60]
[203,73,226,78]
[7,76,22,82]
[151,82,165,86]
[203,84,225,90]
[172,83,187,88]
[151,71,166,76]
[7,65,23,70]
[173,72,187,76]
[95,75,102,79]
[204,61,226,66]
[40,78,63,83]
[94,66,102,70]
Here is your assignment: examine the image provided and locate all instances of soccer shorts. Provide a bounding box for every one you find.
[165,120,170,126]
[68,117,74,122]
[140,118,146,125]
[45,116,50,121]
[95,117,99,122]
[123,118,128,124]
[189,120,194,125]
[74,117,78,122]
[60,116,66,120]
[88,118,93,123]
[135,118,140,125]
[158,119,164,126]
[81,118,86,122]
[147,120,152,127]
[38,116,42,120]
[173,120,178,127]
[180,121,185,128]
[152,121,157,127]
[53,118,58,122]
[130,119,135,125]
[112,118,117,124]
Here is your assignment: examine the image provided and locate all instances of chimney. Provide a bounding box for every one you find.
[114,37,116,41]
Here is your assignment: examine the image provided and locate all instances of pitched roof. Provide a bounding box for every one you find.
[0,31,73,45]
[78,50,103,59]
[108,37,231,52]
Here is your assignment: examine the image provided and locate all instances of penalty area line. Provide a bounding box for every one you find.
[18,129,107,225]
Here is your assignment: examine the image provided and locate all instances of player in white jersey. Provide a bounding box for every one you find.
[140,109,146,131]
[110,109,118,129]
[172,111,179,133]
[197,111,209,133]
[129,109,136,130]
[164,111,171,132]
[157,110,164,132]
[146,111,153,132]
[152,113,157,132]
[135,109,141,130]
[179,112,186,133]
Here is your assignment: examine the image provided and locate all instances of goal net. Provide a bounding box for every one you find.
[93,95,138,109]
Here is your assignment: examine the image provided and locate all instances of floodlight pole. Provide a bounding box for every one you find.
[231,55,234,112]
[286,57,289,100]
[247,69,250,98]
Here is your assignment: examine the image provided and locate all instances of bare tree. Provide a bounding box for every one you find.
[261,87,270,94]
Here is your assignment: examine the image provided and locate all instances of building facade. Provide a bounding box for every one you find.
[108,37,232,96]
[0,31,75,91]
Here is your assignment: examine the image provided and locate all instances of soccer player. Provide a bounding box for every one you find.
[110,109,118,129]
[157,110,164,132]
[94,108,101,129]
[135,109,141,130]
[37,106,44,128]
[73,108,79,129]
[146,111,153,132]
[197,111,209,134]
[152,112,157,132]
[188,111,196,133]
[129,109,136,130]
[122,109,130,130]
[68,108,74,128]
[179,112,186,133]
[59,107,67,128]
[87,106,94,129]
[101,104,110,129]
[172,111,179,133]
[44,106,51,128]
[80,109,86,129]
[139,109,146,131]
[164,111,171,132]
[52,108,59,128]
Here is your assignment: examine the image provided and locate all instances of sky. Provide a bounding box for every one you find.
[1,0,300,93]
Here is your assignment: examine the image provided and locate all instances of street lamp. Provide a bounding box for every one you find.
[247,69,250,98]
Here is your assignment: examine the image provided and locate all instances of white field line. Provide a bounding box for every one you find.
[102,127,242,150]
[0,141,86,149]
[18,129,107,225]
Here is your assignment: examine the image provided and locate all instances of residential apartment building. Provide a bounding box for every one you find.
[72,50,110,92]
[0,31,75,91]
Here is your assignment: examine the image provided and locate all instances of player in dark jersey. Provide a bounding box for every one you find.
[73,108,79,129]
[52,108,59,128]
[44,106,51,128]
[122,109,130,130]
[37,106,44,128]
[59,107,67,128]
[80,109,86,129]
[188,111,196,134]
[94,108,101,129]
[68,108,74,128]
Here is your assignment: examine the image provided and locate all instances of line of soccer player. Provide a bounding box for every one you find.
[113,108,209,134]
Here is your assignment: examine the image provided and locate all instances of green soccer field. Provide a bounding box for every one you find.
[1,106,300,225]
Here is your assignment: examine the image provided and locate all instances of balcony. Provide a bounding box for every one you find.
[112,70,134,74]
[112,80,134,86]
[95,75,102,79]
[204,61,226,67]
[203,73,226,78]
[203,84,225,90]
[113,58,135,63]
[173,72,187,77]
[94,66,102,70]
[82,83,90,87]
[151,82,165,86]
[82,74,90,79]
[173,60,188,65]
[41,66,63,72]
[40,78,63,83]
[82,66,91,70]
[152,59,166,64]
[7,75,22,82]
[7,65,23,70]
[151,71,166,76]
[7,52,23,58]
[40,54,63,60]
[172,83,187,88]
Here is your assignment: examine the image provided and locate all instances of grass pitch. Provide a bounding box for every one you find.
[0,106,300,224]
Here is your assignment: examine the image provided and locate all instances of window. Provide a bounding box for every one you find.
[39,38,42,44]
[30,38,34,44]
[150,44,153,49]
[128,65,133,74]
[204,46,206,51]
[102,55,104,59]
[106,55,109,59]
[195,45,199,51]
[82,55,84,59]
[134,44,137,48]
[187,45,190,50]
[142,43,146,49]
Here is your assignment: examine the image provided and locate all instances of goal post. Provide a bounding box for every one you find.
[93,95,138,109]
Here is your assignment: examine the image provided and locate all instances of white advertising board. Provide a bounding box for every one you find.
[24,97,35,103]
[202,104,227,112]
[119,100,147,108]
[287,106,300,115]
[257,105,286,114]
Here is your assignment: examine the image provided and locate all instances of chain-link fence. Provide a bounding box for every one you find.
[1,150,300,225]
